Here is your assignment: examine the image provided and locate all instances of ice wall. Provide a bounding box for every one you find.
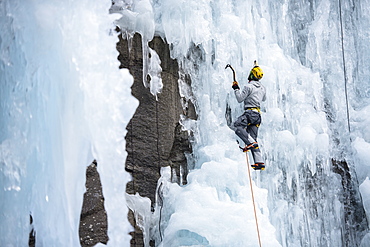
[1,0,136,246]
[116,0,370,246]
[266,1,370,245]
[1,0,370,246]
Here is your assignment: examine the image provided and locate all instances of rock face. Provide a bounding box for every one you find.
[70,33,194,247]
[79,160,108,247]
[29,31,195,247]
[117,33,195,246]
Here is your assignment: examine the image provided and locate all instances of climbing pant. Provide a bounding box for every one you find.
[234,110,264,164]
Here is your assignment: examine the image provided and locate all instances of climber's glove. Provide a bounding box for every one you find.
[232,81,240,90]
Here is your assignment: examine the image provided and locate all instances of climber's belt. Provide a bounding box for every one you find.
[245,107,261,127]
[245,107,261,113]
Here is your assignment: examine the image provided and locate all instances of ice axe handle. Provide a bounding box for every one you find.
[225,64,236,82]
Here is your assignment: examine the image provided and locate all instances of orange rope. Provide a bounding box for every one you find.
[246,152,262,247]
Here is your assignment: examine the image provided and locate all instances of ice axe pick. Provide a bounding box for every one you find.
[225,64,236,82]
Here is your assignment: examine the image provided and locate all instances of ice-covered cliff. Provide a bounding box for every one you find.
[1,0,370,246]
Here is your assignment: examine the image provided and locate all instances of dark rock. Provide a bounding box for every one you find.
[332,159,368,246]
[77,31,194,247]
[117,32,193,246]
[29,215,35,247]
[79,160,108,247]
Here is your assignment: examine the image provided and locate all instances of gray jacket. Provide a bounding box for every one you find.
[235,81,266,109]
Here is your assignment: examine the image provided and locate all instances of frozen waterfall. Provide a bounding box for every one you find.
[1,0,370,246]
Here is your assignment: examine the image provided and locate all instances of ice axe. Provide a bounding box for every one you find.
[225,64,236,82]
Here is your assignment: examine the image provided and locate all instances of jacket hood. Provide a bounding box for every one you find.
[250,80,262,88]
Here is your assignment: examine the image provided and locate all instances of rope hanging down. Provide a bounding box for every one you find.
[158,182,164,242]
[245,152,262,247]
[338,0,351,135]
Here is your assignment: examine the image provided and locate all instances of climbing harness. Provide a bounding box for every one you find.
[246,107,261,113]
[245,108,261,127]
[245,151,262,247]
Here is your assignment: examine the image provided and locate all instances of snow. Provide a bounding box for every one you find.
[1,0,370,246]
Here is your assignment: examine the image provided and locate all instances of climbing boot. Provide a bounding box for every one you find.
[251,163,265,170]
[242,142,259,152]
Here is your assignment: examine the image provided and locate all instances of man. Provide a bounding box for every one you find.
[232,61,266,170]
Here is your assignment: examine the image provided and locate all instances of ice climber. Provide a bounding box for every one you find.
[231,61,266,170]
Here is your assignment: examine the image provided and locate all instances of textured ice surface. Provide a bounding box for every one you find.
[0,0,136,246]
[1,0,370,246]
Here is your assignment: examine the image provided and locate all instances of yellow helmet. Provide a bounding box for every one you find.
[249,60,263,80]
